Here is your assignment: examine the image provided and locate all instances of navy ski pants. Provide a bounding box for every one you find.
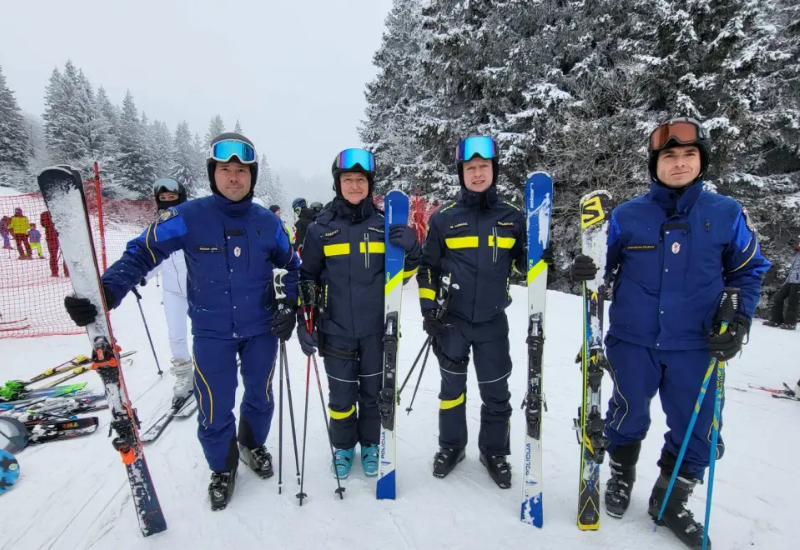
[435,313,513,455]
[192,333,278,472]
[604,336,724,480]
[322,333,383,450]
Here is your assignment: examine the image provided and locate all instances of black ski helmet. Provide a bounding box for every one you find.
[331,148,375,197]
[206,132,259,198]
[153,177,187,210]
[310,201,323,214]
[455,135,499,187]
[292,198,307,212]
[648,117,711,182]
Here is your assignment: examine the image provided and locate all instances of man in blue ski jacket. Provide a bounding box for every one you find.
[571,118,769,548]
[295,148,421,479]
[64,132,299,511]
[417,135,527,489]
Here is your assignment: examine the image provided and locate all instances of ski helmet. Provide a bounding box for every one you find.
[251,197,267,209]
[648,117,711,182]
[292,198,307,212]
[153,178,187,210]
[206,132,259,198]
[310,202,323,214]
[455,136,499,187]
[331,148,375,196]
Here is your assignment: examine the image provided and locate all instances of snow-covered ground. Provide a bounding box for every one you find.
[0,282,798,550]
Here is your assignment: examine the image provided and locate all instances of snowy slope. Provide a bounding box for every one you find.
[0,282,797,550]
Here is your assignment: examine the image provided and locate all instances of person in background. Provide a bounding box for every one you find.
[40,211,69,277]
[1,216,12,249]
[28,223,44,259]
[292,198,315,253]
[10,207,31,259]
[763,240,800,330]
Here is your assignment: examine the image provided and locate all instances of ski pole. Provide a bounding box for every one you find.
[272,270,286,495]
[398,335,432,396]
[405,338,433,414]
[282,341,302,486]
[703,357,725,550]
[130,287,163,376]
[297,353,311,506]
[656,288,739,529]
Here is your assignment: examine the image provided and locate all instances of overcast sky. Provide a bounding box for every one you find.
[0,0,394,201]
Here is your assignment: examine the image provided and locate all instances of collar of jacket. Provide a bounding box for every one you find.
[459,183,498,210]
[648,178,702,216]
[212,193,252,218]
[332,197,376,223]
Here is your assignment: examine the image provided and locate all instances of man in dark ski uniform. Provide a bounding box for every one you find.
[417,136,526,489]
[292,198,315,253]
[63,133,300,511]
[571,118,769,548]
[763,241,800,330]
[296,148,421,478]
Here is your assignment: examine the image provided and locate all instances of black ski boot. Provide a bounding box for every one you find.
[239,444,274,479]
[479,453,512,489]
[762,320,780,327]
[209,465,237,511]
[648,472,710,549]
[605,441,641,518]
[432,447,465,479]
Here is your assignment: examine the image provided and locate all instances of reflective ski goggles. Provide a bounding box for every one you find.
[335,148,375,172]
[649,119,709,152]
[152,178,181,194]
[456,136,497,162]
[209,139,257,164]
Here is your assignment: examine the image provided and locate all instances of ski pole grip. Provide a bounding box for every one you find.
[131,287,142,300]
[272,268,288,309]
[715,287,740,334]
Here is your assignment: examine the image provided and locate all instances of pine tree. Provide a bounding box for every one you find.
[234,119,243,134]
[172,121,204,197]
[255,153,274,205]
[114,91,156,198]
[205,115,226,146]
[42,67,69,163]
[151,120,174,178]
[94,86,119,163]
[0,65,29,171]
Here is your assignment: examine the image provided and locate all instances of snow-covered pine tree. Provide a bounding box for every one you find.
[114,91,155,198]
[205,115,226,146]
[0,65,29,174]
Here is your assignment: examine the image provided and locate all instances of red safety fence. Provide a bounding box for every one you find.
[0,165,154,339]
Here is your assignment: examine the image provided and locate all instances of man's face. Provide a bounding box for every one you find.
[340,172,369,205]
[158,191,179,202]
[462,157,493,192]
[214,161,252,202]
[656,146,702,188]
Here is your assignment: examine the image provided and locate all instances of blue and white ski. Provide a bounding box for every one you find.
[520,172,552,527]
[377,190,410,500]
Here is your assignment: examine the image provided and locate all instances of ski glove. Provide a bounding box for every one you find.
[296,320,318,357]
[541,245,554,265]
[64,286,115,327]
[389,225,420,253]
[570,254,598,282]
[422,309,446,339]
[270,307,296,342]
[707,315,749,362]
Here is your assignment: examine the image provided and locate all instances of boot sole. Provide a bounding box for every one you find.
[432,451,466,479]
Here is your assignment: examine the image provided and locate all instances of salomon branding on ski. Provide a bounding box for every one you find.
[575,190,612,530]
[377,189,409,500]
[520,172,552,528]
[37,166,167,536]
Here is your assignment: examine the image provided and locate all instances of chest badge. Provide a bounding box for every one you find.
[671,242,681,255]
[234,246,241,257]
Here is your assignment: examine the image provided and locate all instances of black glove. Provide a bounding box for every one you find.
[422,309,446,339]
[64,286,115,327]
[139,277,147,287]
[296,318,319,357]
[542,245,554,265]
[270,307,296,342]
[707,315,749,362]
[571,254,598,282]
[389,225,419,253]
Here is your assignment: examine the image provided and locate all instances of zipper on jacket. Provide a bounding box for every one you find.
[492,227,498,263]
[364,232,370,268]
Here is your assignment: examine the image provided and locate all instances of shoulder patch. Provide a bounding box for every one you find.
[157,208,178,224]
[497,221,515,227]
[368,226,385,234]
[449,222,469,230]
[742,206,755,233]
[321,229,341,239]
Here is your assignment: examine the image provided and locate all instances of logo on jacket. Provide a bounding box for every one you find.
[497,221,514,227]
[449,222,469,230]
[234,246,241,257]
[196,245,221,252]
[322,229,341,239]
[158,208,178,223]
[672,242,681,254]
[368,227,385,234]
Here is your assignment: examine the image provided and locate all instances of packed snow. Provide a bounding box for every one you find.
[0,280,797,549]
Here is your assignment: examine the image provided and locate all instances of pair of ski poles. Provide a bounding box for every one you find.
[272,271,345,504]
[655,287,739,550]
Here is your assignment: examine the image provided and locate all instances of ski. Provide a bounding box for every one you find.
[772,394,800,402]
[140,394,197,443]
[574,190,612,530]
[0,390,106,412]
[0,382,88,403]
[377,189,409,500]
[37,166,167,536]
[747,383,796,397]
[520,172,552,528]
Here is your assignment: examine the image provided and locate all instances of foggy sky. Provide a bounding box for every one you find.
[0,0,394,201]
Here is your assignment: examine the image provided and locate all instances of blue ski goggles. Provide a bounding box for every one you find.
[335,148,375,172]
[456,136,497,162]
[209,140,257,164]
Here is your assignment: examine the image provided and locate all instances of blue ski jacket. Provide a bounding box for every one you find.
[102,194,299,339]
[300,198,421,338]
[417,185,526,323]
[606,180,770,350]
